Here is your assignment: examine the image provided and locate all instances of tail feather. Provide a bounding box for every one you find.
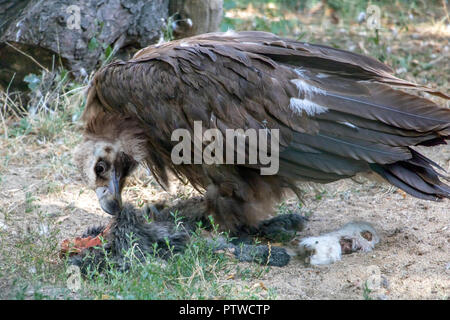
[369,150,450,200]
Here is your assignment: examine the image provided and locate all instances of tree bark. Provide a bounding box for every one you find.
[0,0,223,93]
[0,0,169,91]
[169,0,223,38]
[0,0,32,35]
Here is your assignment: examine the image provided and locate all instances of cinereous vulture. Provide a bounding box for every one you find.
[74,31,450,234]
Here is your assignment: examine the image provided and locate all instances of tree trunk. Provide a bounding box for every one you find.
[0,0,169,92]
[0,0,32,35]
[0,0,223,93]
[169,0,223,38]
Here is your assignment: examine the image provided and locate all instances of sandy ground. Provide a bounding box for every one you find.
[1,140,448,299]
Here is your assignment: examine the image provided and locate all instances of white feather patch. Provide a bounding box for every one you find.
[289,98,329,116]
[339,121,358,129]
[289,68,329,116]
[293,68,309,78]
[290,78,326,96]
[316,73,330,78]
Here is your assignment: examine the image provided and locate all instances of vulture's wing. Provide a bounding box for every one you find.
[88,31,450,199]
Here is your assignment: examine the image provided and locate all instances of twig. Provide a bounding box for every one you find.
[4,41,50,73]
[427,54,447,66]
[0,73,18,139]
[0,95,8,139]
[443,0,450,24]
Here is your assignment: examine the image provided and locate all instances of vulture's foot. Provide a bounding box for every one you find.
[211,238,291,267]
[233,244,291,267]
[256,213,308,243]
[296,221,379,265]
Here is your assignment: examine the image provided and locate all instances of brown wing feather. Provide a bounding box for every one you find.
[83,31,450,201]
[187,31,449,98]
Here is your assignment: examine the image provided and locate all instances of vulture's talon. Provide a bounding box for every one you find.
[257,213,308,243]
[233,243,291,267]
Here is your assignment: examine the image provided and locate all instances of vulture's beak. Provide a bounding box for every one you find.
[95,169,122,215]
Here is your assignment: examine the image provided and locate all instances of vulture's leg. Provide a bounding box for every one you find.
[229,214,308,245]
[207,236,291,267]
[255,213,308,243]
[203,166,286,237]
[143,197,211,232]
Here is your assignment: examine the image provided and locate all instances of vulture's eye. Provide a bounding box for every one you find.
[95,161,108,176]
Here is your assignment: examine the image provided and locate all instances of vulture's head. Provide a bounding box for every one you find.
[73,138,138,215]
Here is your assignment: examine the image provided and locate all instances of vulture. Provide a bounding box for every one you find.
[74,31,450,235]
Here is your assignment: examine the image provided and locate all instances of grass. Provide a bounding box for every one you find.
[362,281,373,300]
[0,207,67,299]
[0,205,272,299]
[77,228,274,300]
[0,0,449,300]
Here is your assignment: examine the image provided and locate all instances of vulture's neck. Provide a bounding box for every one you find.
[116,125,148,163]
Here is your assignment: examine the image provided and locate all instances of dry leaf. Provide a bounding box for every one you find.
[226,273,235,280]
[253,282,267,290]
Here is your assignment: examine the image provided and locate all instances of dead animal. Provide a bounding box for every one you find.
[62,199,307,273]
[296,221,380,265]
